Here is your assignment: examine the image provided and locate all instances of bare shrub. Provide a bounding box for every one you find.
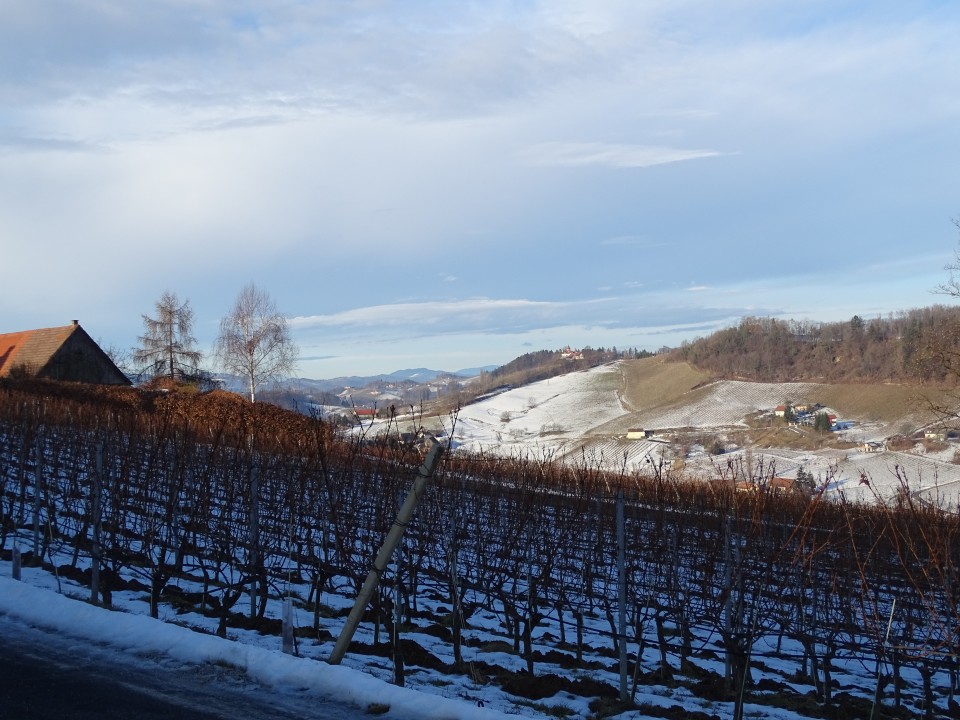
[886,434,915,451]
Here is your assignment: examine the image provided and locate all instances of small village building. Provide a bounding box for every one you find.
[774,405,787,417]
[924,429,948,442]
[0,321,129,385]
[626,428,655,440]
[769,477,797,494]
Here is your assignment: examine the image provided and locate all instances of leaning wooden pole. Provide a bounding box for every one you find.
[617,490,628,703]
[90,441,104,605]
[329,441,444,665]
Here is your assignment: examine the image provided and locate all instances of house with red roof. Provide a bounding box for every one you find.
[0,321,129,385]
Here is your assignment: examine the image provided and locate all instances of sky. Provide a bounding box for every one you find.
[2,1,960,379]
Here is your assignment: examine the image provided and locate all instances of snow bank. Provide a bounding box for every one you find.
[0,577,514,720]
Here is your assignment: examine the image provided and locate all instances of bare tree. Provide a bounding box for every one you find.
[134,291,203,382]
[936,217,960,297]
[101,342,134,379]
[215,282,298,402]
[921,217,960,423]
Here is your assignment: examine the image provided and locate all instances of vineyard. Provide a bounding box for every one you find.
[1,378,959,719]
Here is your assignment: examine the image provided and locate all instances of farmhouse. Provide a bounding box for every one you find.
[0,321,129,385]
[769,477,800,494]
[626,428,656,440]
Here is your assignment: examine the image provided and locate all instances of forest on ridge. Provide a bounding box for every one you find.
[673,305,960,384]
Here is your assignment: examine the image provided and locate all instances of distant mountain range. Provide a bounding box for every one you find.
[287,366,496,393]
[213,366,497,401]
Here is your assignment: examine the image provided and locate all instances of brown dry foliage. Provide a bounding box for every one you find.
[674,306,960,385]
[4,375,960,713]
[0,377,335,457]
[619,356,710,412]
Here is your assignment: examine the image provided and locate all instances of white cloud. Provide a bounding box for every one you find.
[2,1,959,379]
[520,142,725,168]
[291,298,564,330]
[289,294,770,353]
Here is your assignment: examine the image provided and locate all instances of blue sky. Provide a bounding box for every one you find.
[2,1,959,379]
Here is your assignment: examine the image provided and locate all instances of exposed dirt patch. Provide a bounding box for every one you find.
[348,639,452,673]
[619,358,711,413]
[631,703,723,720]
[497,669,617,701]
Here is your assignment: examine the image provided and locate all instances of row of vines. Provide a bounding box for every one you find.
[1,379,959,718]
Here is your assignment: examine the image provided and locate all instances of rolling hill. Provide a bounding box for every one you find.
[394,356,960,505]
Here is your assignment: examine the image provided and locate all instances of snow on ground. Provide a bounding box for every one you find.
[0,560,808,720]
[5,360,959,718]
[632,380,821,430]
[420,365,960,507]
[825,449,960,505]
[0,559,868,720]
[429,362,674,473]
[450,363,627,460]
[679,445,960,507]
[0,572,511,720]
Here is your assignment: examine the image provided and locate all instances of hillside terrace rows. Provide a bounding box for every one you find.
[437,362,960,512]
[1,380,960,719]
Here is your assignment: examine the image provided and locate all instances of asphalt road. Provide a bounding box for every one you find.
[0,614,379,720]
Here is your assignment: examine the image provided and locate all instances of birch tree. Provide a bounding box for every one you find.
[215,282,298,402]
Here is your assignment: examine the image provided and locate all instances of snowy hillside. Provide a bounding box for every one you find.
[453,363,626,460]
[393,361,960,507]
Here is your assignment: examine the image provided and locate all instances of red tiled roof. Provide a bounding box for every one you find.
[0,324,78,377]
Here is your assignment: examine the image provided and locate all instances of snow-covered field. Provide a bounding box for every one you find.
[630,379,822,431]
[378,362,960,507]
[0,536,939,720]
[453,364,626,461]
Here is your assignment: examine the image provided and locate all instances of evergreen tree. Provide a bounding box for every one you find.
[814,411,832,433]
[134,291,203,382]
[796,466,816,494]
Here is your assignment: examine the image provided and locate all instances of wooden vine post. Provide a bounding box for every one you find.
[329,441,444,665]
